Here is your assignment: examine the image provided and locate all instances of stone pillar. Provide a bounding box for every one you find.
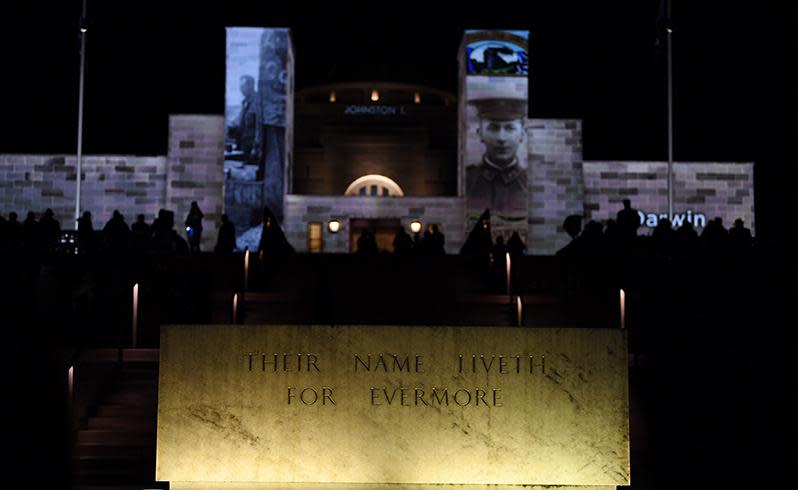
[458,30,530,242]
[225,27,294,241]
[527,119,584,255]
[166,115,225,252]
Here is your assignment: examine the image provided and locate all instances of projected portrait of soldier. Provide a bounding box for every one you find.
[466,97,528,218]
[227,74,261,163]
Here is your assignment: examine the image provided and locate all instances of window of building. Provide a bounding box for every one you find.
[308,222,323,253]
[344,174,404,197]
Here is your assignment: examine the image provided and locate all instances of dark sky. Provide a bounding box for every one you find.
[1,0,795,233]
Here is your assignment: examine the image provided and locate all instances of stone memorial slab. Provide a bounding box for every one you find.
[156,325,629,488]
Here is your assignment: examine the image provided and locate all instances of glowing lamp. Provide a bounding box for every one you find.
[328,220,341,233]
[370,90,379,102]
[409,220,422,234]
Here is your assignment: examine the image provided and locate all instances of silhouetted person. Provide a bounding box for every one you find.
[258,206,294,258]
[356,229,378,256]
[556,214,583,257]
[392,226,413,256]
[460,209,493,263]
[491,236,508,291]
[151,209,188,255]
[701,217,729,255]
[491,235,507,263]
[38,208,61,252]
[580,220,606,257]
[185,201,204,253]
[412,229,422,251]
[419,225,444,256]
[429,224,446,255]
[22,211,38,249]
[563,215,582,241]
[0,213,6,247]
[728,218,753,253]
[215,214,236,254]
[604,219,621,252]
[674,220,699,257]
[130,214,151,252]
[131,214,150,234]
[616,199,640,239]
[77,211,94,254]
[652,217,673,255]
[5,212,22,248]
[507,231,526,259]
[103,210,130,254]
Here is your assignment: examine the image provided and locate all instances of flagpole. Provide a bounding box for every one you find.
[666,0,673,220]
[75,0,88,230]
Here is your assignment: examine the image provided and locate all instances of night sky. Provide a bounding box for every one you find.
[1,0,794,236]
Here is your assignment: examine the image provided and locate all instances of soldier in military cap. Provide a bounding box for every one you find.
[466,97,528,218]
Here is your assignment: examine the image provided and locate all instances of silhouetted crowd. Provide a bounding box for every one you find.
[0,202,241,257]
[2,198,756,262]
[354,224,446,257]
[555,199,754,260]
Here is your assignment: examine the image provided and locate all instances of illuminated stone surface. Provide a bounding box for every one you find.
[170,484,615,490]
[157,325,629,487]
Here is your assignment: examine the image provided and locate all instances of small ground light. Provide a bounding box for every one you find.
[132,283,139,348]
[371,90,379,102]
[619,288,626,329]
[243,248,250,292]
[328,219,341,233]
[409,220,422,234]
[329,90,336,103]
[68,366,74,401]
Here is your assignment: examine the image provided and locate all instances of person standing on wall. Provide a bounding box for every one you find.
[185,201,204,253]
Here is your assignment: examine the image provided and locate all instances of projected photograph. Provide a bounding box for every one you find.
[225,27,291,246]
[465,97,528,223]
[466,40,528,76]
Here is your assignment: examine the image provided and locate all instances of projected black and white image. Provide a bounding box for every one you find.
[225,27,292,247]
[465,97,528,218]
[462,30,529,240]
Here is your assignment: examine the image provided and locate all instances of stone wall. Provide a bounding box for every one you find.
[0,115,226,251]
[526,119,584,256]
[1,114,755,255]
[582,161,755,233]
[0,153,167,230]
[283,195,465,253]
[166,115,226,251]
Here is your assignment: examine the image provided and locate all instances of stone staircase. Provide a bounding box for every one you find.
[72,350,165,490]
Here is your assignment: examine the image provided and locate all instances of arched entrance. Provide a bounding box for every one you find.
[344,174,404,197]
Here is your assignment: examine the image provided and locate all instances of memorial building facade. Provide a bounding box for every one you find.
[0,28,755,255]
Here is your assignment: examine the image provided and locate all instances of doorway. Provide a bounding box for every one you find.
[349,218,402,253]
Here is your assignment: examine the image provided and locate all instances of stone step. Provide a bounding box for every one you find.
[95,404,157,417]
[116,378,158,388]
[87,416,156,431]
[117,369,159,381]
[72,476,163,489]
[77,430,155,446]
[104,392,158,404]
[73,458,153,476]
[75,444,153,459]
[79,348,160,364]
